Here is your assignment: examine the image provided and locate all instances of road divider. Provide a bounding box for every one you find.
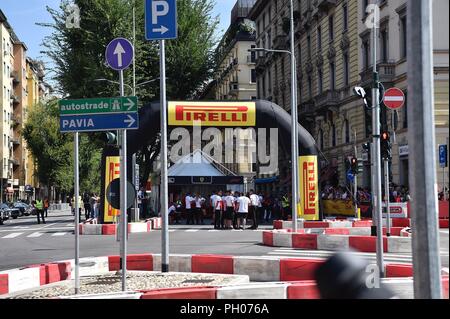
[78,217,162,235]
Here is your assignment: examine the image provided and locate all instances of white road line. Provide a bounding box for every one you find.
[51,232,67,236]
[12,226,29,229]
[66,223,74,227]
[185,229,199,232]
[168,229,176,232]
[27,232,43,238]
[208,229,219,232]
[2,232,23,239]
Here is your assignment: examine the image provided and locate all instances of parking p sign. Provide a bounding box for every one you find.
[145,0,177,40]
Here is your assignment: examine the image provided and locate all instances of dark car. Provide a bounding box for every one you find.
[0,207,10,225]
[13,202,32,216]
[0,203,20,219]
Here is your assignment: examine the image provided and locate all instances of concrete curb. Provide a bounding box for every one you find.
[262,230,412,253]
[78,217,162,235]
[1,253,447,299]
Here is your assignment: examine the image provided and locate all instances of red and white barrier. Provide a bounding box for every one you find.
[262,230,412,253]
[78,219,161,235]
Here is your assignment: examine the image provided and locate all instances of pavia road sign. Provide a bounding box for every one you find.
[59,97,137,115]
[439,145,448,168]
[145,0,177,40]
[383,87,405,110]
[105,38,134,71]
[60,113,138,132]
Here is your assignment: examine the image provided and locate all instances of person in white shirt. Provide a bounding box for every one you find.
[223,190,235,229]
[235,192,251,230]
[185,193,194,225]
[194,193,204,225]
[249,190,260,230]
[168,202,176,224]
[211,190,223,229]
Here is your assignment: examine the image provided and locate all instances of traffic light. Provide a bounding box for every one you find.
[106,131,117,145]
[381,131,392,160]
[350,157,364,175]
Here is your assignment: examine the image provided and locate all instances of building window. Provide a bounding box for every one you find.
[343,4,348,32]
[317,26,322,51]
[403,91,408,128]
[343,53,349,87]
[308,75,312,98]
[329,62,335,91]
[328,15,334,42]
[251,69,256,83]
[307,34,311,59]
[331,124,336,147]
[363,40,370,70]
[344,119,350,144]
[319,129,324,150]
[400,16,407,58]
[318,69,323,94]
[381,28,388,62]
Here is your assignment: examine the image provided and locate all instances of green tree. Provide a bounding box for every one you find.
[38,0,219,187]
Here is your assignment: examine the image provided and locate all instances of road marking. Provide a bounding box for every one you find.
[168,229,176,232]
[185,229,199,232]
[2,232,23,239]
[12,226,30,229]
[66,223,74,227]
[208,229,219,232]
[51,232,67,236]
[27,232,43,238]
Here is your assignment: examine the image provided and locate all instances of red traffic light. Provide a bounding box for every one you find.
[381,131,390,141]
[351,157,357,164]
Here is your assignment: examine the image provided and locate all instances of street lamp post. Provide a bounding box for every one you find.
[250,0,299,231]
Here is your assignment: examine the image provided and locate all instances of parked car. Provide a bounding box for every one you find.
[0,203,20,219]
[13,202,32,216]
[0,207,10,225]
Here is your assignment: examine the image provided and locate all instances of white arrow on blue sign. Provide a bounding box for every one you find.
[60,113,139,132]
[105,38,134,71]
[145,0,177,40]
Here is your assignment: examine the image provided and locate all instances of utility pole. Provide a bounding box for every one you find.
[354,131,358,219]
[289,0,299,232]
[368,1,384,277]
[407,0,442,299]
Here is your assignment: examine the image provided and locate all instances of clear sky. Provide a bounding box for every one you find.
[0,0,235,60]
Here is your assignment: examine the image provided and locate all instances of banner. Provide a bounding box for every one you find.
[168,101,256,127]
[323,200,355,216]
[298,155,319,221]
[103,156,120,223]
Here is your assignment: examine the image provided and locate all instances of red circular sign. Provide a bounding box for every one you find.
[383,88,405,110]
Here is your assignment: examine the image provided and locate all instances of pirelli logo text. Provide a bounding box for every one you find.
[299,156,319,220]
[168,102,256,127]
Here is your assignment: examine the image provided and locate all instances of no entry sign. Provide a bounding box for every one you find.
[383,88,405,110]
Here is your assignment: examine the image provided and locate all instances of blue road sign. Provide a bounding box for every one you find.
[60,113,139,133]
[105,38,134,71]
[439,144,448,168]
[145,0,177,40]
[347,169,354,183]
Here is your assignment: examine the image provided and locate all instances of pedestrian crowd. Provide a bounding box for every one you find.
[167,190,293,230]
[321,184,411,203]
[69,193,100,221]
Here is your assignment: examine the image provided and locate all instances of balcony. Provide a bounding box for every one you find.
[299,99,316,115]
[314,90,340,109]
[10,95,20,105]
[360,61,396,86]
[272,35,288,50]
[316,0,336,11]
[247,54,256,64]
[229,82,239,95]
[10,71,19,85]
[11,137,21,146]
[9,158,19,166]
[11,115,21,126]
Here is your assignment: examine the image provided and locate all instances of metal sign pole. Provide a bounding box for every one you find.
[408,0,442,299]
[370,3,385,277]
[74,132,80,294]
[160,40,169,272]
[384,159,391,236]
[119,69,127,291]
[354,132,358,219]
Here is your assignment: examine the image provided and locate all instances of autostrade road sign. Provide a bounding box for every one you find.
[60,113,138,132]
[59,97,138,115]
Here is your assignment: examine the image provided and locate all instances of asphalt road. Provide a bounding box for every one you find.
[0,209,448,272]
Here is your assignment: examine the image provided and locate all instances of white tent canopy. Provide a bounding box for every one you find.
[168,150,234,177]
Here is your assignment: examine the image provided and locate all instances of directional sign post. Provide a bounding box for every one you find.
[106,37,135,292]
[146,0,177,274]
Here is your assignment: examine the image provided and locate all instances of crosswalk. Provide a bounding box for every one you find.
[266,247,450,264]
[0,227,265,239]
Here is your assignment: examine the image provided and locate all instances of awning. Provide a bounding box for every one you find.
[255,176,279,184]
